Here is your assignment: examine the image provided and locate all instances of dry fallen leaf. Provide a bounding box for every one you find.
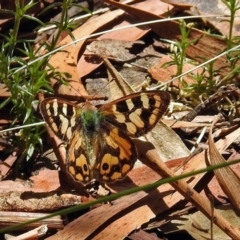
[166,205,240,239]
[47,9,125,96]
[105,0,231,75]
[208,115,240,212]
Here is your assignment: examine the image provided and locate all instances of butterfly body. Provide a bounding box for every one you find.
[79,103,103,138]
[40,91,170,185]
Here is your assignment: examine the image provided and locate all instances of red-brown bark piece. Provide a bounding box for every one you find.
[128,229,161,240]
[0,153,17,180]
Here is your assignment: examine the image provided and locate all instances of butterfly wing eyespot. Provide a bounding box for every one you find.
[40,98,80,142]
[93,124,137,182]
[99,91,170,137]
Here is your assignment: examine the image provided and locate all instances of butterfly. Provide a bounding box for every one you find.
[40,91,170,185]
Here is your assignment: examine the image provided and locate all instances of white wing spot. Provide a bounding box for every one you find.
[154,95,161,107]
[62,103,68,115]
[52,100,58,116]
[66,127,72,140]
[59,114,69,134]
[129,109,144,128]
[149,114,157,125]
[126,99,134,110]
[140,94,149,109]
[126,122,137,135]
[115,113,126,123]
[70,117,76,127]
[51,122,58,132]
[46,103,51,116]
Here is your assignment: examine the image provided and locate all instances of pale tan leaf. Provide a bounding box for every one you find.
[208,115,240,211]
[163,119,210,129]
[147,121,190,161]
[169,205,240,240]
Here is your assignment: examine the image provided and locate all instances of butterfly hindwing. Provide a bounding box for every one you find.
[66,123,137,183]
[99,91,170,137]
[92,123,137,182]
[67,128,92,183]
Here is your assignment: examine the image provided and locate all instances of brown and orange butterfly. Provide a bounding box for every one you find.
[40,91,170,184]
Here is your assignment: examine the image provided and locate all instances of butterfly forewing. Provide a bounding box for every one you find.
[100,91,170,137]
[40,98,80,142]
